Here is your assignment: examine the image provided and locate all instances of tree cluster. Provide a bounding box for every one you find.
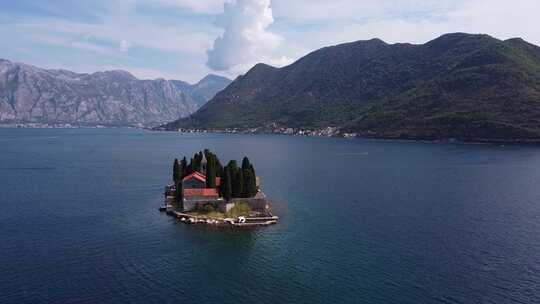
[219,157,257,200]
[172,150,258,201]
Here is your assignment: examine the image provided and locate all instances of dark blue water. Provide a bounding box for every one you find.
[1,128,540,303]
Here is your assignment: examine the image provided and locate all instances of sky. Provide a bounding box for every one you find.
[0,0,538,83]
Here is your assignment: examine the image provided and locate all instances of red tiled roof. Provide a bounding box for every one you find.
[182,171,221,187]
[182,171,206,183]
[184,188,219,198]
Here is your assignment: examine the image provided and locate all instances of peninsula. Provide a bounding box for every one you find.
[161,149,277,227]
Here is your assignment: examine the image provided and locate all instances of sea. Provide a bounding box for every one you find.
[1,128,539,303]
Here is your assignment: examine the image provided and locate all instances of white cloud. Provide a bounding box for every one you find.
[25,33,122,57]
[119,39,132,52]
[268,0,540,64]
[271,0,461,21]
[148,0,225,14]
[206,0,291,72]
[13,17,214,55]
[203,0,540,75]
[2,0,539,82]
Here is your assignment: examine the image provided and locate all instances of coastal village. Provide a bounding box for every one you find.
[170,126,348,138]
[161,149,278,227]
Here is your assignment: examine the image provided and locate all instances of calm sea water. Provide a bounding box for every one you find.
[1,128,540,303]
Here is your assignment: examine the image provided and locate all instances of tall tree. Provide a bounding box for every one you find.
[173,158,180,184]
[180,157,188,178]
[240,156,256,197]
[192,152,203,173]
[242,168,257,198]
[206,156,216,188]
[232,168,243,198]
[220,167,232,201]
[242,157,256,177]
[215,157,223,177]
[174,181,183,208]
[187,158,194,175]
[241,157,251,171]
[227,160,238,172]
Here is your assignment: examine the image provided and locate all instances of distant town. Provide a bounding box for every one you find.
[159,125,358,138]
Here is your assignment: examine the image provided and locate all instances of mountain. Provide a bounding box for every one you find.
[0,59,231,127]
[163,33,540,142]
[188,75,234,108]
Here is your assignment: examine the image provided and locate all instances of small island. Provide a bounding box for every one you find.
[161,149,278,227]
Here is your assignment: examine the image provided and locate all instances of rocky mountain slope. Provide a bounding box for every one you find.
[0,59,230,127]
[164,33,540,142]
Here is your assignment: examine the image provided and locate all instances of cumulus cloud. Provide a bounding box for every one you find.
[206,0,290,72]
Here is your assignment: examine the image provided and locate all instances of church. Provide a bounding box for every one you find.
[181,153,222,200]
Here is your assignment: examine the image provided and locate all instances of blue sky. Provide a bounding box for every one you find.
[1,0,538,82]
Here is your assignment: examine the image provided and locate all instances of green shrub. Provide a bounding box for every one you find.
[202,203,216,213]
[226,203,251,218]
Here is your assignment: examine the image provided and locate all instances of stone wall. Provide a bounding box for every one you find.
[183,198,223,212]
[183,192,269,214]
[228,197,269,212]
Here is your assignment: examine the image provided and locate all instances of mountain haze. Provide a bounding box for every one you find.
[0,59,231,127]
[164,33,540,142]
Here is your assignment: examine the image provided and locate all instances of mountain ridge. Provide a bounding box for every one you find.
[0,59,231,127]
[163,33,540,142]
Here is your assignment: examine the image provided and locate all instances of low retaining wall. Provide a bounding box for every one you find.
[183,198,223,212]
[224,197,269,213]
[182,195,269,213]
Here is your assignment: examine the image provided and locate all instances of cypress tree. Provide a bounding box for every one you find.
[232,168,243,198]
[242,168,257,198]
[207,151,222,177]
[242,157,256,177]
[241,157,251,171]
[187,158,194,175]
[227,160,238,172]
[220,167,232,201]
[192,154,197,173]
[218,165,225,180]
[216,158,223,177]
[174,181,183,208]
[240,157,257,197]
[193,152,203,173]
[173,158,180,184]
[206,157,216,188]
[180,157,188,178]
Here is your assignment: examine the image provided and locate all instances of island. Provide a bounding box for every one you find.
[161,149,278,227]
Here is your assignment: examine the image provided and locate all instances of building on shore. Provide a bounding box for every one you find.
[165,171,268,214]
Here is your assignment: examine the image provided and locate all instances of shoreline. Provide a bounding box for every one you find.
[5,124,538,145]
[0,123,143,129]
[152,127,540,146]
[162,205,279,227]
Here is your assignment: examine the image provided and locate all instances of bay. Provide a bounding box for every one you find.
[1,128,540,303]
